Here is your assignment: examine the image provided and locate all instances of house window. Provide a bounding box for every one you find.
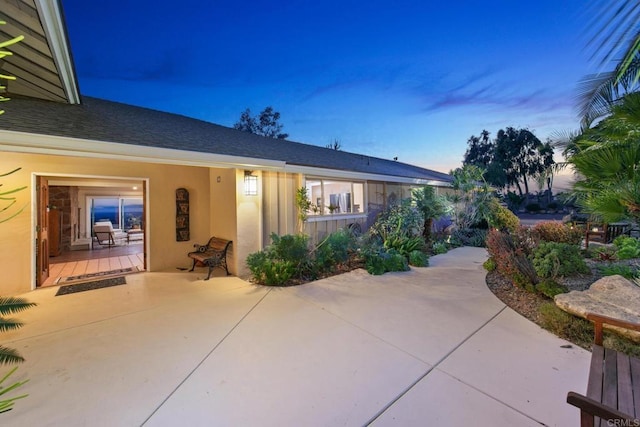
[88,196,143,231]
[305,179,364,216]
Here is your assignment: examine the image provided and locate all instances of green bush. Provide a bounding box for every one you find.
[384,249,410,272]
[613,236,640,260]
[532,242,590,279]
[532,221,583,245]
[525,203,541,213]
[246,233,312,285]
[536,279,568,298]
[408,250,429,267]
[431,241,449,255]
[363,247,410,275]
[483,257,496,272]
[314,229,356,272]
[269,233,310,264]
[598,264,640,279]
[487,200,520,232]
[449,228,487,247]
[369,200,424,241]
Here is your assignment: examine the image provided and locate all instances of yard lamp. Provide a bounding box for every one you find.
[244,171,258,196]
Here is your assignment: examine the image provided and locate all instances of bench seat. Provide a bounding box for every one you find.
[187,237,232,280]
[567,313,640,426]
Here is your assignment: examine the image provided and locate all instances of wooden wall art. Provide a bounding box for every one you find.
[176,188,190,241]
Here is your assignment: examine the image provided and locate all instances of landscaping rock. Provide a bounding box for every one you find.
[555,275,640,341]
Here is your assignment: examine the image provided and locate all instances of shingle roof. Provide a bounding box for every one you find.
[0,95,452,183]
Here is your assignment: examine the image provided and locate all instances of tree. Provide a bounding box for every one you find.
[567,92,640,223]
[578,1,640,126]
[463,127,553,196]
[325,139,342,150]
[233,106,288,139]
[411,185,452,242]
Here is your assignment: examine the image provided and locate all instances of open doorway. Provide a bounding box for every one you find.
[35,175,148,287]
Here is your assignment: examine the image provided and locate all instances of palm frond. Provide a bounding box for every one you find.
[0,318,23,333]
[0,346,25,365]
[0,297,36,316]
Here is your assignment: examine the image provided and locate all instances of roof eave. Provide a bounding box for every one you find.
[35,0,81,104]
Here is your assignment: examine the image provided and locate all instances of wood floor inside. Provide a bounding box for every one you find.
[42,243,144,287]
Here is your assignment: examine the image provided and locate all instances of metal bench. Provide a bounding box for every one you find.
[567,313,640,426]
[187,237,232,280]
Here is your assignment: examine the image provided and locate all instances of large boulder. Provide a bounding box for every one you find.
[555,275,640,341]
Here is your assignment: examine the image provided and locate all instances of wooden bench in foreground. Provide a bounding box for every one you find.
[187,237,232,280]
[567,313,640,427]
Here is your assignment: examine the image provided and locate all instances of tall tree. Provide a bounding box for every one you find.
[463,130,508,189]
[578,1,640,126]
[233,106,289,139]
[463,128,553,196]
[493,127,550,196]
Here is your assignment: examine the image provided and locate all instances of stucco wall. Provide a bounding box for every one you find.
[0,152,212,295]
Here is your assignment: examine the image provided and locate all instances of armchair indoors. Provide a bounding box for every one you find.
[92,221,127,248]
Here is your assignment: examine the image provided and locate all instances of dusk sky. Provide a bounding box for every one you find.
[62,0,599,176]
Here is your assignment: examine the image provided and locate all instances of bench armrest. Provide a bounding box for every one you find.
[585,312,640,345]
[567,392,637,422]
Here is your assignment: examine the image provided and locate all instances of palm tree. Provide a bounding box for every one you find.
[568,92,640,222]
[0,297,36,365]
[412,185,452,242]
[578,1,640,126]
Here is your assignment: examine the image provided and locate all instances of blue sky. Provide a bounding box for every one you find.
[62,0,595,174]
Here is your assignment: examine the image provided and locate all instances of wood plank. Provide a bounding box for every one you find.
[602,348,619,415]
[617,352,634,416]
[588,346,605,400]
[631,356,640,418]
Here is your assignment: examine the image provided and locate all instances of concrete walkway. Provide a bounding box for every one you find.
[1,247,590,426]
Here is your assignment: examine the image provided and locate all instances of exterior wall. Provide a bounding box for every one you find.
[0,152,212,295]
[262,171,298,243]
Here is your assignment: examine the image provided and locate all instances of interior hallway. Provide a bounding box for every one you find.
[42,243,144,287]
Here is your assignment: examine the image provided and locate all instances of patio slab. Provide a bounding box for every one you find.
[0,247,591,426]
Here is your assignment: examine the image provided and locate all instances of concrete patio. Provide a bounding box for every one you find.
[1,247,590,426]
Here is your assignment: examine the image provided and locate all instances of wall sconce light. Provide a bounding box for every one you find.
[244,171,258,196]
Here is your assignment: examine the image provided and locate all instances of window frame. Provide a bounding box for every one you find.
[304,177,366,221]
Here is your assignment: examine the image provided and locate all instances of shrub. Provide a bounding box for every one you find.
[485,227,538,288]
[598,264,640,279]
[536,279,568,298]
[369,200,424,241]
[431,241,449,255]
[613,236,640,260]
[531,221,583,246]
[384,249,410,272]
[246,233,312,285]
[525,203,541,213]
[532,242,590,279]
[487,200,520,232]
[269,233,310,265]
[364,249,410,275]
[483,257,496,272]
[314,229,356,272]
[408,250,429,267]
[449,228,487,247]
